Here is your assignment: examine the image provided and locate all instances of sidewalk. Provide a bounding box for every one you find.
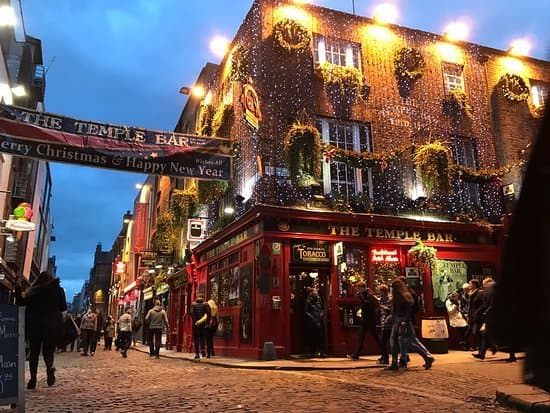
[496,384,550,413]
[133,343,524,371]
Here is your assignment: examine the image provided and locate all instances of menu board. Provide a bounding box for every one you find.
[0,304,24,411]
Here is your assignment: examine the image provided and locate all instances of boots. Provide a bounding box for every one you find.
[46,368,56,386]
[27,376,37,389]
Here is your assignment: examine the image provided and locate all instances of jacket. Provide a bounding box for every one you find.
[118,313,132,332]
[145,305,169,329]
[446,298,468,328]
[357,289,379,325]
[104,319,116,338]
[190,298,210,325]
[80,312,97,331]
[304,294,324,329]
[16,277,67,341]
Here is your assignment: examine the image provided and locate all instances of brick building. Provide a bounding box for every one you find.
[167,0,549,358]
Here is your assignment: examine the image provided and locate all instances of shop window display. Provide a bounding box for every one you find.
[372,262,401,288]
[336,244,369,297]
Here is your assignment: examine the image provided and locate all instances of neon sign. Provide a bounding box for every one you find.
[371,248,399,263]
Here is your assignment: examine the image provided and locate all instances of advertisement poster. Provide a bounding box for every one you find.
[431,260,468,310]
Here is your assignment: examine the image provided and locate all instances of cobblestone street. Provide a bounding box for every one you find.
[12,346,523,413]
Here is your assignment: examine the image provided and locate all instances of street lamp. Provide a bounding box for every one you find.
[0,5,16,26]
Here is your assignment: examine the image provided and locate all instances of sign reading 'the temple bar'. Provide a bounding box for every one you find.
[291,241,331,264]
[0,104,232,180]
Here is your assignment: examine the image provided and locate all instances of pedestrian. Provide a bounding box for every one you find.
[377,284,392,364]
[445,291,468,350]
[205,298,219,358]
[468,279,484,351]
[386,278,414,370]
[304,287,327,358]
[95,310,104,349]
[190,292,211,359]
[347,281,380,360]
[145,299,169,358]
[80,308,98,356]
[103,316,115,350]
[15,270,67,389]
[117,307,133,358]
[64,311,80,352]
[74,312,83,351]
[132,312,142,347]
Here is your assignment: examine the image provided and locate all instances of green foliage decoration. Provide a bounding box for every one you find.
[229,45,250,82]
[151,212,178,254]
[500,73,530,102]
[413,141,452,196]
[212,104,234,138]
[407,240,437,272]
[274,19,311,52]
[198,104,214,136]
[317,62,365,99]
[198,180,229,204]
[170,187,199,227]
[443,89,473,119]
[285,123,321,186]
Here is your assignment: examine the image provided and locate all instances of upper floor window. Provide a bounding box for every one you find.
[313,34,361,69]
[316,118,372,199]
[531,81,548,109]
[443,63,464,93]
[450,136,480,206]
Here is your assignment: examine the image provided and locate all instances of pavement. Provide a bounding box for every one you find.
[135,344,550,412]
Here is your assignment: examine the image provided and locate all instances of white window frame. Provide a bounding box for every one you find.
[443,72,464,93]
[317,118,373,200]
[531,82,547,108]
[313,35,361,69]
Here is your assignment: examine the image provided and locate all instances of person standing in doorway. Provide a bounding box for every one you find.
[80,308,98,356]
[145,300,169,358]
[190,293,211,359]
[205,298,219,358]
[15,271,67,389]
[347,281,381,360]
[304,287,327,358]
[118,307,133,358]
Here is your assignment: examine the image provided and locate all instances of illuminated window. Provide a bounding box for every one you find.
[450,136,480,206]
[531,81,547,109]
[313,34,361,69]
[316,118,372,200]
[442,63,464,93]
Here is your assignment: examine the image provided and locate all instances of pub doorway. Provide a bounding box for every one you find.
[289,267,331,355]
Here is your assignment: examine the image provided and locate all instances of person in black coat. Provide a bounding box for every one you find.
[304,287,326,358]
[190,292,211,359]
[467,279,484,349]
[347,281,380,360]
[15,271,67,389]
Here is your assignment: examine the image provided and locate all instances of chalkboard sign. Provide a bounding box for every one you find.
[0,304,24,412]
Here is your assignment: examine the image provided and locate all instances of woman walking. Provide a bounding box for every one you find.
[103,316,116,350]
[205,298,219,358]
[387,278,414,370]
[80,308,98,356]
[15,271,67,389]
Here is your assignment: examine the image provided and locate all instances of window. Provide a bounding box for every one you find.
[531,81,547,109]
[450,136,480,206]
[313,34,361,69]
[316,118,372,199]
[442,63,464,93]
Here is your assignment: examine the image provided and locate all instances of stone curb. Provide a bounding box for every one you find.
[133,346,385,371]
[496,384,550,413]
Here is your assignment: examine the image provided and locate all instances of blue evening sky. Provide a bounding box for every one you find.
[20,0,549,299]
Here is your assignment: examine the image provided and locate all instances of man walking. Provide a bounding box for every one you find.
[347,281,380,360]
[190,293,210,359]
[117,307,133,358]
[145,299,169,358]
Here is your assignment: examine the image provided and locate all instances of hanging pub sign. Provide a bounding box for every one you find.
[0,104,232,180]
[291,240,331,264]
[241,82,261,130]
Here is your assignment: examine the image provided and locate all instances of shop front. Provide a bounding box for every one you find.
[190,205,501,359]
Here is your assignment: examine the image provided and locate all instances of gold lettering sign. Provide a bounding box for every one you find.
[327,225,455,243]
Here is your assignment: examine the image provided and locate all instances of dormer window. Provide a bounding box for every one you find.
[313,34,361,69]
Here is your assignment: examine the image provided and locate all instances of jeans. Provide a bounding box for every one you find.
[119,331,132,354]
[380,327,391,360]
[28,336,55,379]
[193,325,206,356]
[351,321,380,358]
[81,329,97,354]
[149,328,162,356]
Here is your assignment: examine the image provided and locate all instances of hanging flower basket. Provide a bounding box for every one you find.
[317,62,366,100]
[442,89,473,119]
[198,180,229,204]
[408,240,437,272]
[500,73,530,102]
[274,19,311,52]
[170,187,199,227]
[413,141,453,196]
[285,122,321,186]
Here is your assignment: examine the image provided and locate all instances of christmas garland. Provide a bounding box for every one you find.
[198,104,214,136]
[274,19,311,52]
[500,73,530,102]
[317,62,365,99]
[151,212,178,254]
[412,141,452,195]
[285,123,321,186]
[394,47,425,82]
[321,142,527,188]
[408,240,437,272]
[443,89,473,119]
[198,180,229,204]
[170,187,199,227]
